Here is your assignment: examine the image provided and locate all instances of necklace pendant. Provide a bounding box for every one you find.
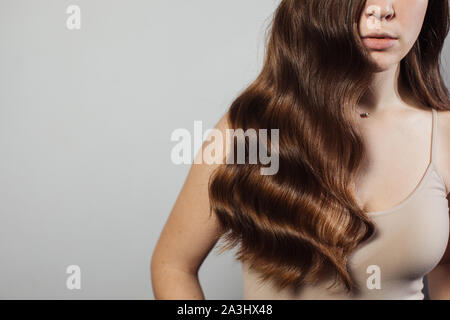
[360,112,370,118]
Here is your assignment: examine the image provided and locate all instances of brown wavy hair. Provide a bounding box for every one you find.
[208,0,450,292]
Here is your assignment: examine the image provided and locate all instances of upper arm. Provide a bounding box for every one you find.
[417,110,450,299]
[427,194,450,299]
[434,110,450,265]
[434,191,450,265]
[428,110,450,287]
[151,112,232,274]
[436,110,450,196]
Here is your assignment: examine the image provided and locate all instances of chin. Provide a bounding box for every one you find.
[369,52,403,72]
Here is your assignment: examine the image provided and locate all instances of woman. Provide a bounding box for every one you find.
[152,0,450,299]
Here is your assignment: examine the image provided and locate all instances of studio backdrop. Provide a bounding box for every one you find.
[0,0,448,299]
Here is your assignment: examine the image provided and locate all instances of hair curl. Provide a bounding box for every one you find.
[208,0,450,292]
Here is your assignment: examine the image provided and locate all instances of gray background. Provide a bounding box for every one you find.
[0,0,448,299]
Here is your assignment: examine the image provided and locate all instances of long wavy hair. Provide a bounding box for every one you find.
[208,0,450,292]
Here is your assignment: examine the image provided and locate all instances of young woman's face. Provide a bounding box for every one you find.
[359,0,429,71]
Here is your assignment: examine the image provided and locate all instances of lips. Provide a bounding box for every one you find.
[362,33,398,50]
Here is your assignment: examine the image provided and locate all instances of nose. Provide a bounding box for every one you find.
[365,1,396,22]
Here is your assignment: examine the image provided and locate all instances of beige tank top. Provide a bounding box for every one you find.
[242,108,449,300]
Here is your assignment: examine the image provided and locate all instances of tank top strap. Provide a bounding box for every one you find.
[431,108,438,164]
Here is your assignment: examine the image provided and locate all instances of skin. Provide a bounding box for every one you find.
[151,0,450,299]
[151,114,229,299]
[357,0,450,299]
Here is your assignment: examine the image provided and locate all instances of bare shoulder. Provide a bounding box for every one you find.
[437,109,450,126]
[151,110,232,275]
[436,109,450,146]
[215,110,232,131]
[436,109,450,196]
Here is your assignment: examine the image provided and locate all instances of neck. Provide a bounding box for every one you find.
[358,63,410,114]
